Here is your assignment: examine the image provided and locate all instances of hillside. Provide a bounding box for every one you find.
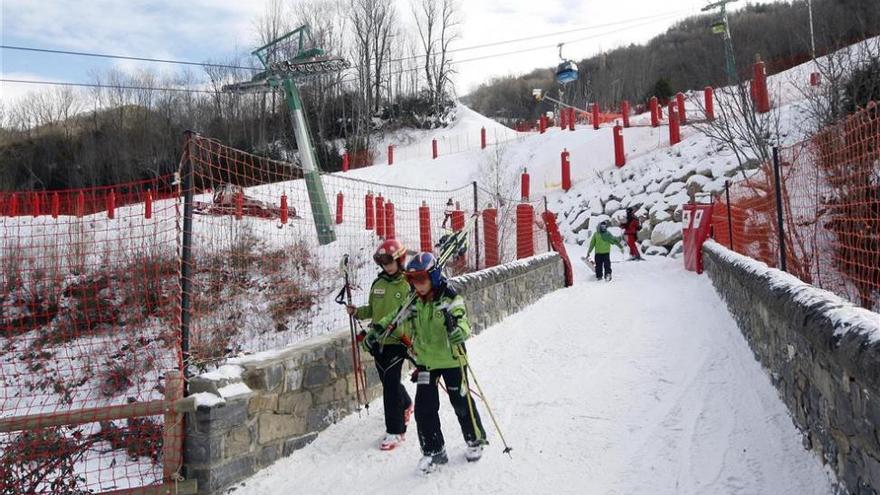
[464,0,880,122]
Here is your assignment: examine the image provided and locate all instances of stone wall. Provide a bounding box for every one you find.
[702,241,880,494]
[183,252,564,494]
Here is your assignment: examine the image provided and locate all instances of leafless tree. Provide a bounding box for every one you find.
[412,0,459,122]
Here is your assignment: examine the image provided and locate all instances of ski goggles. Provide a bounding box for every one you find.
[373,253,396,265]
[404,270,431,284]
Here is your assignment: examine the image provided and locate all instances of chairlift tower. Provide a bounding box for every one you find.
[224,25,348,245]
[703,0,739,85]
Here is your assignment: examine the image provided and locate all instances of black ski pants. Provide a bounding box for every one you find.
[414,365,486,455]
[375,344,412,435]
[595,252,612,279]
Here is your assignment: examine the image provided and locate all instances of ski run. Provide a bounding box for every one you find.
[231,255,836,494]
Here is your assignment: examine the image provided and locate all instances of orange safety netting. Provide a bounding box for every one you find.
[713,103,880,311]
[1,176,184,493]
[180,133,552,370]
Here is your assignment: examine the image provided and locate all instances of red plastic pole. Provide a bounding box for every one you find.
[32,193,41,218]
[560,109,566,129]
[384,201,395,239]
[432,139,438,159]
[483,208,499,268]
[540,116,547,134]
[145,190,153,219]
[561,149,571,192]
[754,61,770,113]
[668,103,681,145]
[704,87,715,121]
[235,190,243,220]
[516,203,535,259]
[614,125,625,167]
[365,192,375,230]
[480,127,487,149]
[676,93,687,125]
[280,193,288,224]
[622,100,631,128]
[375,194,386,237]
[107,189,116,219]
[335,191,344,224]
[51,192,60,219]
[342,152,350,172]
[568,108,575,131]
[810,72,821,86]
[521,168,531,201]
[387,145,394,165]
[592,103,600,130]
[418,201,432,252]
[650,97,659,127]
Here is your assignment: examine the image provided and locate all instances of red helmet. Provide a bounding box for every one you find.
[373,239,407,266]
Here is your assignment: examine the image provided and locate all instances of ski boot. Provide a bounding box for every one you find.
[417,449,448,473]
[380,433,405,451]
[604,273,612,281]
[465,440,486,462]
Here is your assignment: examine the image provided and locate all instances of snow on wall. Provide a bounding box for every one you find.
[703,240,880,492]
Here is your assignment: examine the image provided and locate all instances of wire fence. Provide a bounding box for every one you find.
[0,173,184,493]
[182,133,551,370]
[712,102,880,311]
[0,131,553,491]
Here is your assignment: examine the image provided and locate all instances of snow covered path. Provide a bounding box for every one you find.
[232,256,835,494]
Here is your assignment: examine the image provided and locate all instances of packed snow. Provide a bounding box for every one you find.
[229,255,836,494]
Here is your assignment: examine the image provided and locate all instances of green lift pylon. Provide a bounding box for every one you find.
[225,25,348,245]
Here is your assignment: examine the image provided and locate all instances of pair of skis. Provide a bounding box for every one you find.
[337,254,370,411]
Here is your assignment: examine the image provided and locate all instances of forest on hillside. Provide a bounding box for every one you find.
[464,0,880,122]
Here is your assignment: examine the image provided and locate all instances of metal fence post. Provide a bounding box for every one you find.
[772,146,787,272]
[724,180,734,250]
[472,181,481,270]
[180,132,196,383]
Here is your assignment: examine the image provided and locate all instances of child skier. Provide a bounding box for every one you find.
[621,207,643,260]
[347,239,413,451]
[365,251,487,473]
[586,221,624,280]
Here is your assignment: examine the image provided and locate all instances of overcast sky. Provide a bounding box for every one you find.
[0,0,790,103]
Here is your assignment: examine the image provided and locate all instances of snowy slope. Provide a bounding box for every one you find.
[230,255,836,494]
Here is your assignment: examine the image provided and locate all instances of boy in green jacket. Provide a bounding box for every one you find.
[586,221,624,281]
[347,239,412,451]
[368,251,487,473]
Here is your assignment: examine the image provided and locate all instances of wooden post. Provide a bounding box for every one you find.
[163,371,184,484]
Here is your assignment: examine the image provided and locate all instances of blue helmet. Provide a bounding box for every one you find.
[405,252,444,288]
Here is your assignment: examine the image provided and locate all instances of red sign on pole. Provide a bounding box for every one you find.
[682,203,715,274]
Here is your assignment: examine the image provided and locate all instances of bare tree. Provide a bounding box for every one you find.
[412,0,459,123]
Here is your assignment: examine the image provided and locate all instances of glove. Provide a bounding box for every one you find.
[360,331,379,356]
[448,326,466,345]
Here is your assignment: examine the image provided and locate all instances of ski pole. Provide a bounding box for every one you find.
[459,346,513,458]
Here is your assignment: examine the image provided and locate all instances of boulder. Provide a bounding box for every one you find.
[650,221,682,247]
[668,240,684,258]
[604,199,621,215]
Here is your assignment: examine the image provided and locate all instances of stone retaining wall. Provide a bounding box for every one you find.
[183,252,564,494]
[703,241,880,494]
